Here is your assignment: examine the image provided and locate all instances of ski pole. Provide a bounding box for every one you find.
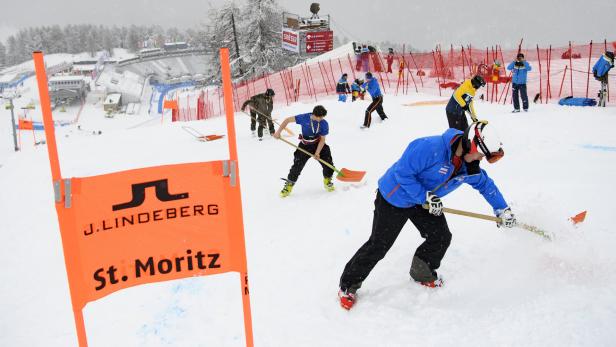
[422,205,552,240]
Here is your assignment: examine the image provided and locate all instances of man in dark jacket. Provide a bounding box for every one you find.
[241,88,275,141]
[336,73,351,102]
[338,121,515,310]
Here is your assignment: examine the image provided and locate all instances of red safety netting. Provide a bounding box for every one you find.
[173,39,615,121]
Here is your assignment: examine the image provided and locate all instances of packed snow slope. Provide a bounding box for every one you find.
[1,89,616,346]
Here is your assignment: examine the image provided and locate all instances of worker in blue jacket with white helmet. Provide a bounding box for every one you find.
[338,121,515,310]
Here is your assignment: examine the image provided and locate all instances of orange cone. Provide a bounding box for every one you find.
[570,211,587,225]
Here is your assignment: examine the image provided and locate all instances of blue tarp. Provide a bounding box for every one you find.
[558,97,597,107]
[16,120,72,130]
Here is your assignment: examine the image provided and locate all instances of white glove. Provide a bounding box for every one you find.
[497,207,516,228]
[425,191,443,216]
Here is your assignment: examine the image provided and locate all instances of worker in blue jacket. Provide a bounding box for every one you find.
[593,51,614,83]
[506,53,533,113]
[273,105,335,197]
[336,73,351,102]
[351,79,363,101]
[338,121,515,310]
[361,72,388,128]
[592,51,614,107]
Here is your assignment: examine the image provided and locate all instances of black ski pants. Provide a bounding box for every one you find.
[512,83,529,111]
[445,97,469,131]
[339,190,452,292]
[363,95,387,127]
[286,141,334,183]
[250,111,275,138]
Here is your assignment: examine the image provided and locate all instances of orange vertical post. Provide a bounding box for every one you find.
[33,51,88,346]
[219,47,254,347]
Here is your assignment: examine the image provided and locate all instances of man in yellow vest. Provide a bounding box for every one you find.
[445,75,485,131]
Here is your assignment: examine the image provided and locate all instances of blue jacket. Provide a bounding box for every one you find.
[507,61,532,84]
[351,82,361,92]
[592,54,614,79]
[295,113,329,140]
[377,128,508,214]
[363,77,382,98]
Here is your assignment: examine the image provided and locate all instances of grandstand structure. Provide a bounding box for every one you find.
[93,47,210,112]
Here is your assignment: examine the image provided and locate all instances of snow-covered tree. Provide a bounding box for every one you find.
[240,0,300,79]
[126,25,141,52]
[205,1,244,79]
[0,41,6,67]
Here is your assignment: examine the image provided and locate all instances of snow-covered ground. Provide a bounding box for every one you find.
[1,72,616,346]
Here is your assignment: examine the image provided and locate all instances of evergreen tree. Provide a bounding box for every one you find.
[240,0,299,78]
[205,1,243,79]
[126,25,141,52]
[0,41,6,67]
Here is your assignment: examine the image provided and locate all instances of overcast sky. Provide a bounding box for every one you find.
[1,0,614,50]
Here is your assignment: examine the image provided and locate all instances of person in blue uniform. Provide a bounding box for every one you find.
[506,53,532,112]
[274,105,335,197]
[361,72,388,128]
[337,121,516,310]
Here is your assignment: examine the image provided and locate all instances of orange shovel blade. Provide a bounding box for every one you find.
[200,134,225,142]
[570,211,587,225]
[336,168,366,182]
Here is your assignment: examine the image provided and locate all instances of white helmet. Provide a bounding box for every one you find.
[463,121,504,163]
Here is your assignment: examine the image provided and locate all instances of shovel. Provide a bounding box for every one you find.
[243,108,295,137]
[423,204,552,241]
[182,126,225,142]
[278,137,366,182]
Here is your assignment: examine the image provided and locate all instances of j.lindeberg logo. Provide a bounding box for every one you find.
[112,179,189,211]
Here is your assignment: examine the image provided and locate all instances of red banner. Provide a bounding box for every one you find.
[305,31,333,41]
[306,40,334,53]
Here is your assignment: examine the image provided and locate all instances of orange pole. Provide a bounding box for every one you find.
[34,51,89,346]
[219,47,254,347]
[33,52,62,181]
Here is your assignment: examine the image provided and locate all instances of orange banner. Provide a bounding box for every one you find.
[163,99,178,110]
[60,161,245,308]
[18,118,34,130]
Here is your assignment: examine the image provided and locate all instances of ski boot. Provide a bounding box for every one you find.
[338,288,357,310]
[323,177,335,192]
[280,180,294,198]
[417,277,444,288]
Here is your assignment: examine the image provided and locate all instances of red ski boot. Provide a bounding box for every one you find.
[338,289,357,310]
[417,277,444,288]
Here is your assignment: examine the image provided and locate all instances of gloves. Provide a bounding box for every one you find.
[497,207,516,228]
[514,61,524,67]
[425,191,443,216]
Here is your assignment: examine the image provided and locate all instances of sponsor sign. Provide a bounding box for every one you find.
[62,162,243,303]
[282,29,299,53]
